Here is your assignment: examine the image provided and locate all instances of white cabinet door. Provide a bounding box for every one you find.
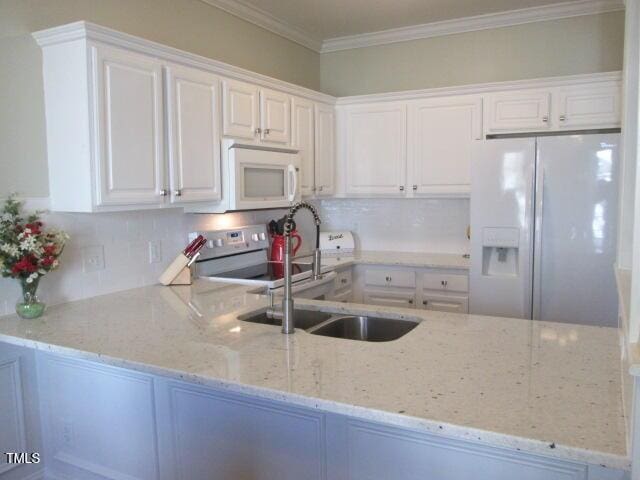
[315,103,336,196]
[222,78,259,139]
[363,289,415,308]
[260,88,291,144]
[166,64,221,204]
[420,293,469,313]
[408,96,481,196]
[93,45,165,206]
[345,103,407,196]
[485,90,551,133]
[554,84,621,129]
[291,97,315,196]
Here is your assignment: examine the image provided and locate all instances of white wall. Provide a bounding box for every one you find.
[316,198,470,254]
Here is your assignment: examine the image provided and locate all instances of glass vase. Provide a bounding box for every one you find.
[15,277,46,319]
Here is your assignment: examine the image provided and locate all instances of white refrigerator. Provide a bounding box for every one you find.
[470,134,619,327]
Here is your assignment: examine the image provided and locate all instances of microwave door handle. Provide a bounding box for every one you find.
[287,164,297,202]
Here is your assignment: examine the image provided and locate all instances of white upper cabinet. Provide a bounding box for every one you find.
[315,103,336,196]
[485,90,551,134]
[222,78,259,140]
[93,45,165,207]
[291,97,315,196]
[554,83,621,130]
[408,96,481,196]
[166,64,222,204]
[345,103,407,196]
[260,88,291,144]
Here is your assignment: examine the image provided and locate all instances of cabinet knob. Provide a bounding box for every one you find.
[559,115,566,122]
[412,185,417,191]
[423,300,428,305]
[399,186,405,192]
[441,280,448,287]
[174,189,182,197]
[408,299,413,304]
[264,128,271,135]
[159,189,168,197]
[385,276,391,282]
[318,186,324,192]
[341,278,348,284]
[542,116,549,123]
[255,128,262,134]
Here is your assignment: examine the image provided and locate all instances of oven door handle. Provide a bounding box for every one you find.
[287,164,298,202]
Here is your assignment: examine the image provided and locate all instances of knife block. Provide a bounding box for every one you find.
[169,265,193,285]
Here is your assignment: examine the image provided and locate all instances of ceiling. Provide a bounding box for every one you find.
[202,0,625,51]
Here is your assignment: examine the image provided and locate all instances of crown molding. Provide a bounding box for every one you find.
[33,22,335,104]
[321,0,625,53]
[335,71,622,105]
[198,0,322,52]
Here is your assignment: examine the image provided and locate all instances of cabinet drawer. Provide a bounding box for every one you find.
[363,289,415,308]
[364,269,415,288]
[332,289,352,303]
[335,269,353,290]
[422,273,468,292]
[420,293,468,313]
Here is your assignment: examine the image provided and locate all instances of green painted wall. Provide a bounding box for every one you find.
[320,12,625,96]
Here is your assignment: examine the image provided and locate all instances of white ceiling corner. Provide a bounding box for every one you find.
[199,0,624,54]
[199,0,323,51]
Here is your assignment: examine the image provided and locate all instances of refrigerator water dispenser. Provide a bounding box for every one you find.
[481,227,520,277]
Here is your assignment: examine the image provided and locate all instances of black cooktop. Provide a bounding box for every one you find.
[210,261,312,281]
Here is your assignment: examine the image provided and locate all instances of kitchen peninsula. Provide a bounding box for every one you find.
[0,278,629,480]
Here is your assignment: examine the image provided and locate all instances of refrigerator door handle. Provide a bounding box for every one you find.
[532,149,544,321]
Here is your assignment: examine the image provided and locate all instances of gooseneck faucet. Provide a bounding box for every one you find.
[272,201,322,334]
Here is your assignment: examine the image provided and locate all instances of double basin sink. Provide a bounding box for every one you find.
[238,308,418,342]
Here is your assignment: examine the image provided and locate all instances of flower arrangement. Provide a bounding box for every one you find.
[0,194,68,318]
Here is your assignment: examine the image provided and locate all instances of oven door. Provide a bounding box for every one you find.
[228,144,300,210]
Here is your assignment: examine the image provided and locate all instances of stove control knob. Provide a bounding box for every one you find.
[210,238,223,248]
[251,233,259,242]
[259,232,266,241]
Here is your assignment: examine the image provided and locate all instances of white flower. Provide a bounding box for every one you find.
[19,236,38,252]
[26,272,39,283]
[1,213,14,222]
[0,244,19,257]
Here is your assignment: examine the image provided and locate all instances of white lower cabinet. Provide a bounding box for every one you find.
[354,265,469,313]
[25,350,624,480]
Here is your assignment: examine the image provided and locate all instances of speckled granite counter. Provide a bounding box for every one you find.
[0,280,627,470]
[316,250,470,271]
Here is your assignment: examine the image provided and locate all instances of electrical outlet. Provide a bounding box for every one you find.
[148,240,162,264]
[82,245,105,273]
[62,419,74,447]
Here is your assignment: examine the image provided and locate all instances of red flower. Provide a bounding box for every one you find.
[11,256,38,275]
[43,244,57,255]
[41,256,55,267]
[24,222,42,235]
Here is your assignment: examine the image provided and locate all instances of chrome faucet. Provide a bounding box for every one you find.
[268,201,322,334]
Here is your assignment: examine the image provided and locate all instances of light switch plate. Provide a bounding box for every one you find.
[82,245,105,273]
[148,240,162,264]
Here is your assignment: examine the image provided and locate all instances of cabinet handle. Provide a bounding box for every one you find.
[542,116,549,123]
[385,276,391,282]
[399,186,405,192]
[441,280,448,287]
[264,128,271,135]
[412,185,417,191]
[255,128,262,134]
[318,186,324,192]
[159,189,168,197]
[341,278,348,284]
[174,189,182,197]
[559,115,566,122]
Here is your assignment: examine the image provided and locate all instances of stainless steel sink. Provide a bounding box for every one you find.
[238,308,333,330]
[307,315,418,342]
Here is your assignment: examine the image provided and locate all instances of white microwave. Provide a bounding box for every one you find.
[225,140,301,211]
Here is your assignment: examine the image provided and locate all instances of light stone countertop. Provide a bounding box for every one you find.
[308,250,470,271]
[0,279,628,470]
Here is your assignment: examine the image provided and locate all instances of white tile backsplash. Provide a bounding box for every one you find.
[0,199,469,316]
[316,198,470,254]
